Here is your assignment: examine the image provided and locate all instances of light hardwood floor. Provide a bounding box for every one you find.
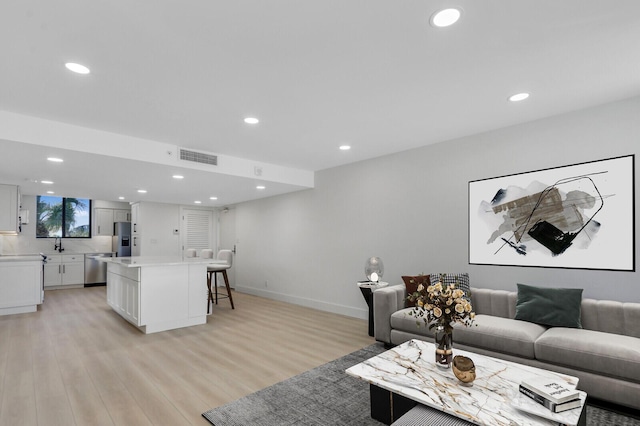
[0,287,374,425]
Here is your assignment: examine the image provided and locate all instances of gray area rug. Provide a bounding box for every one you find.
[202,343,640,426]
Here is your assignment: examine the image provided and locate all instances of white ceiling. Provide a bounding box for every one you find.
[1,1,640,206]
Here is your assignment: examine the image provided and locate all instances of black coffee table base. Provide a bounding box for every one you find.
[370,384,417,425]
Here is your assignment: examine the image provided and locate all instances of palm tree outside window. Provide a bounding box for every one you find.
[36,196,92,238]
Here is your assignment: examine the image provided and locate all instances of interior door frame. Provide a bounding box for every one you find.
[218,207,236,288]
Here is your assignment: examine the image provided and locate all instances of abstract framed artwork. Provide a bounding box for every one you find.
[469,155,635,271]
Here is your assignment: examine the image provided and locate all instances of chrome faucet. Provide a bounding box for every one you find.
[54,237,64,253]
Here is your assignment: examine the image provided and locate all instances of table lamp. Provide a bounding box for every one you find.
[365,257,384,283]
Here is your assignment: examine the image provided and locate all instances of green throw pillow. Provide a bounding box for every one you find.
[515,283,583,328]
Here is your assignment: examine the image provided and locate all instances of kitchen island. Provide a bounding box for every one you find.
[0,254,43,316]
[103,256,222,334]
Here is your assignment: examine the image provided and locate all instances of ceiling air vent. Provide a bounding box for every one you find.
[179,149,218,166]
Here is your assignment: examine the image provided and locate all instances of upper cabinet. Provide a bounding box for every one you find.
[95,208,114,236]
[0,184,20,234]
[114,209,131,223]
[94,207,131,236]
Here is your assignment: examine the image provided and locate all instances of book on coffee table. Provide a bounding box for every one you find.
[519,385,581,412]
[521,377,580,403]
[520,377,581,413]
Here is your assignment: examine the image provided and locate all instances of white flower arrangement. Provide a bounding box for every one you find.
[407,278,476,333]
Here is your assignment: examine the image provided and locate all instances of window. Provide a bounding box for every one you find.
[36,196,92,238]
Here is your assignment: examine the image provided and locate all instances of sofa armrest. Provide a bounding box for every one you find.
[373,284,407,344]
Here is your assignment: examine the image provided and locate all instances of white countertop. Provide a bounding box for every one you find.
[99,256,226,267]
[0,254,44,262]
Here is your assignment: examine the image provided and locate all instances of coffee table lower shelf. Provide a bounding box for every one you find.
[371,384,476,425]
[371,384,586,426]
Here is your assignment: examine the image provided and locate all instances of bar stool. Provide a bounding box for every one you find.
[206,249,234,312]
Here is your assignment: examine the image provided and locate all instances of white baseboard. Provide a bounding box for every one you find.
[235,285,368,320]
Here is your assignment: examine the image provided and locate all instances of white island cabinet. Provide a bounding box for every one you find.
[0,255,43,316]
[104,256,216,334]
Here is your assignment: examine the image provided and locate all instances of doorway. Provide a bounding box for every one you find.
[181,208,215,257]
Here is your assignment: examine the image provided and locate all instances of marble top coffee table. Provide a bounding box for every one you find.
[346,339,586,426]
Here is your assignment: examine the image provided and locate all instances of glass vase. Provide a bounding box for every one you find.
[434,325,453,368]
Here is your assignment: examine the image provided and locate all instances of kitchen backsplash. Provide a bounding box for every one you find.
[0,233,113,255]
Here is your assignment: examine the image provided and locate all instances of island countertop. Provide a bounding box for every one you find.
[98,256,225,267]
[0,254,44,262]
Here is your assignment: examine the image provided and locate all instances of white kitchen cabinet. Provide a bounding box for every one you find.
[94,208,131,236]
[0,184,20,234]
[62,255,84,285]
[131,203,140,234]
[0,257,43,316]
[114,209,131,222]
[43,260,62,287]
[106,263,140,325]
[44,254,85,288]
[95,208,115,236]
[131,235,142,256]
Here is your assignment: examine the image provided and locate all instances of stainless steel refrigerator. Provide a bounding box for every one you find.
[113,222,132,257]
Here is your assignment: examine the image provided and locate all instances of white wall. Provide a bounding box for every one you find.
[136,202,182,257]
[136,202,219,257]
[233,96,640,319]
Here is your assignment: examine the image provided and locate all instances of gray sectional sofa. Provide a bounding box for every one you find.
[373,285,640,410]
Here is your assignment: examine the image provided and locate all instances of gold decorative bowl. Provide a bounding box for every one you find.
[452,355,476,384]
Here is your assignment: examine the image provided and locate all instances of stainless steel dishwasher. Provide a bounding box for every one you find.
[84,252,114,286]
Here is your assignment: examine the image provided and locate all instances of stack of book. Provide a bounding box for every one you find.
[519,377,582,413]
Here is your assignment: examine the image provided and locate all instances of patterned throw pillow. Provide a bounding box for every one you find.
[429,273,470,297]
[402,275,431,307]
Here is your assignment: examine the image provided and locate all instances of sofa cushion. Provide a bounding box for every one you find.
[453,314,547,359]
[430,273,470,296]
[580,298,640,338]
[535,328,640,383]
[515,283,583,328]
[391,308,435,339]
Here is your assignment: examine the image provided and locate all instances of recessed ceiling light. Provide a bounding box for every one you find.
[65,62,91,74]
[47,157,64,163]
[244,117,259,124]
[137,189,147,193]
[118,196,125,200]
[209,196,218,200]
[172,175,184,179]
[256,185,266,190]
[47,191,55,194]
[431,8,462,28]
[41,180,54,184]
[339,145,351,151]
[194,200,202,204]
[509,92,530,102]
